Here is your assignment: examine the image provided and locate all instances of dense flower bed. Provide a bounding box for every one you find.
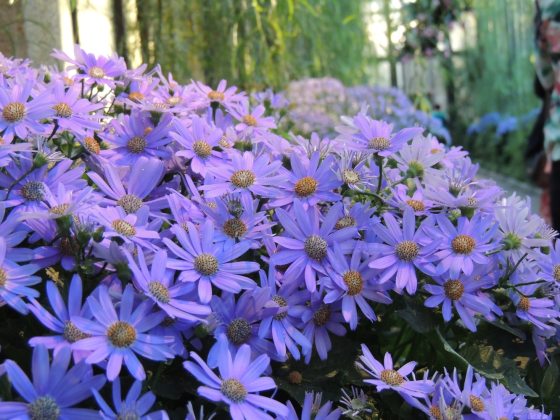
[0,46,557,419]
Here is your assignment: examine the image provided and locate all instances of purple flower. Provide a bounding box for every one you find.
[53,44,127,88]
[430,213,498,278]
[287,392,341,420]
[171,115,224,176]
[271,152,341,208]
[48,81,103,135]
[272,200,356,292]
[0,78,53,142]
[0,239,40,314]
[28,274,92,361]
[95,206,160,251]
[201,151,286,199]
[443,366,489,414]
[184,344,289,420]
[0,345,105,419]
[126,248,211,323]
[92,378,169,420]
[324,243,392,329]
[351,114,423,156]
[192,79,246,109]
[368,208,437,294]
[102,111,172,165]
[87,156,165,214]
[164,220,259,303]
[424,269,502,332]
[230,101,276,138]
[71,284,174,381]
[357,347,435,399]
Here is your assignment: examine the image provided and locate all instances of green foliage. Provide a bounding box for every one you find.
[131,0,372,90]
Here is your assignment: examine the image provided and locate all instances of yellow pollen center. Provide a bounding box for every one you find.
[148,281,170,304]
[49,203,70,215]
[406,199,425,212]
[227,318,252,345]
[117,194,143,214]
[369,136,391,151]
[451,234,476,254]
[21,181,45,201]
[53,102,72,118]
[167,96,181,105]
[128,91,145,102]
[230,170,256,188]
[223,218,247,239]
[84,137,100,154]
[304,235,328,261]
[342,169,360,185]
[518,296,530,312]
[107,321,136,347]
[88,66,105,79]
[243,115,257,126]
[194,253,219,276]
[343,270,363,295]
[469,395,485,412]
[444,280,465,300]
[380,369,404,386]
[335,215,356,230]
[2,102,26,122]
[193,140,212,158]
[111,219,136,237]
[313,304,331,326]
[221,378,247,403]
[429,406,443,420]
[294,176,318,197]
[0,268,7,287]
[208,90,225,101]
[553,264,560,282]
[63,321,90,343]
[127,136,147,153]
[396,240,420,261]
[272,295,288,320]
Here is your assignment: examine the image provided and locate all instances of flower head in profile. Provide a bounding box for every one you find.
[184,343,289,420]
[357,346,435,399]
[0,345,105,419]
[71,284,174,380]
[193,79,246,109]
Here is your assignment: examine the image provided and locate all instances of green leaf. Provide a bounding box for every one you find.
[487,319,526,340]
[540,358,559,400]
[395,302,437,334]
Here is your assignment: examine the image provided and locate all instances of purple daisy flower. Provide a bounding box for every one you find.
[424,269,502,332]
[357,347,435,399]
[208,289,278,365]
[351,114,423,156]
[271,152,341,209]
[0,77,53,142]
[48,81,103,135]
[192,79,246,109]
[95,206,160,251]
[102,111,172,165]
[368,208,437,294]
[71,284,174,381]
[258,268,311,361]
[126,248,211,323]
[52,44,127,88]
[301,294,346,363]
[272,200,356,292]
[324,243,392,329]
[0,239,40,314]
[230,101,276,139]
[92,378,169,420]
[0,345,105,419]
[163,220,259,303]
[430,213,498,278]
[184,343,289,420]
[287,391,341,420]
[171,115,224,176]
[87,156,165,214]
[201,151,286,199]
[443,366,489,414]
[28,274,92,361]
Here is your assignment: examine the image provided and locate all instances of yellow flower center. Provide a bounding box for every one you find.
[335,215,356,230]
[2,102,26,122]
[304,235,328,261]
[223,218,247,239]
[208,90,225,101]
[451,234,476,254]
[21,181,45,201]
[63,321,90,343]
[368,136,391,151]
[49,203,70,216]
[517,296,530,312]
[469,395,485,412]
[194,253,219,276]
[111,219,136,237]
[227,318,252,345]
[313,304,331,326]
[342,169,360,185]
[272,295,288,320]
[443,280,465,300]
[343,270,363,295]
[117,194,143,214]
[84,136,101,154]
[294,176,318,197]
[128,91,145,102]
[243,115,257,126]
[127,136,147,153]
[406,199,425,212]
[553,264,560,282]
[396,240,420,261]
[230,170,256,188]
[53,102,73,118]
[148,281,170,304]
[221,378,247,403]
[107,321,136,347]
[0,268,7,287]
[88,66,105,79]
[193,140,212,158]
[380,369,404,386]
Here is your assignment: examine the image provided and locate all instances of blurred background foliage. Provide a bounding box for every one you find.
[0,0,541,179]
